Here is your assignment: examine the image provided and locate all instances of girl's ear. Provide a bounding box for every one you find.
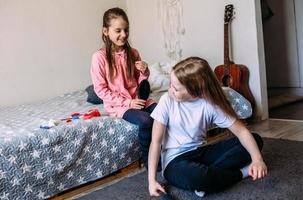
[102,27,108,36]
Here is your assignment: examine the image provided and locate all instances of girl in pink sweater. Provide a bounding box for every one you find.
[90,7,158,169]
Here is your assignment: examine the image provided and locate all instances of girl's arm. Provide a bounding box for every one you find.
[132,49,150,83]
[228,120,268,180]
[148,120,166,197]
[90,53,132,107]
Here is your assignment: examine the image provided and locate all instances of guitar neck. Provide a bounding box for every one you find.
[224,23,231,67]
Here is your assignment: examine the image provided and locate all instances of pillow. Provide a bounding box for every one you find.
[148,62,171,93]
[208,87,253,137]
[222,87,252,119]
[85,85,103,104]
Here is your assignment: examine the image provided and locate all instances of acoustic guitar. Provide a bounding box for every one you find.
[214,4,255,109]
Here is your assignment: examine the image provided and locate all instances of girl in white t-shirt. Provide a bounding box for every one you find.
[148,57,267,198]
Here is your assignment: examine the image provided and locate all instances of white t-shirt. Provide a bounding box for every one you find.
[150,93,236,171]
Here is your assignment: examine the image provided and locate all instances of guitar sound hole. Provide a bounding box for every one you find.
[222,75,233,87]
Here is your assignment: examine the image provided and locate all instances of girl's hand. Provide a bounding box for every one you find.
[149,180,166,197]
[130,99,146,109]
[135,61,148,73]
[249,160,268,180]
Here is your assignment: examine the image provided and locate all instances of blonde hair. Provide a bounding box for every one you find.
[173,56,237,118]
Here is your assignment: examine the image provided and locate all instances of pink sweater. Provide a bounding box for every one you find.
[90,48,155,118]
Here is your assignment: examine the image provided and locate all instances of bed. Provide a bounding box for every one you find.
[0,90,147,200]
[0,62,252,200]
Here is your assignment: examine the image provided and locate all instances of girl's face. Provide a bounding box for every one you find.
[169,71,196,101]
[103,16,129,52]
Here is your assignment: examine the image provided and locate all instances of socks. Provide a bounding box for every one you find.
[194,190,205,198]
[240,165,250,179]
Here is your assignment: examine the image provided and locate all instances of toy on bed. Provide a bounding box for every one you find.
[39,109,101,129]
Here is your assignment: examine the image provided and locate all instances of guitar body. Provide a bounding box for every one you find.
[214,63,255,107]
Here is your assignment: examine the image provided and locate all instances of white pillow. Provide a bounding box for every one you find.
[148,62,172,93]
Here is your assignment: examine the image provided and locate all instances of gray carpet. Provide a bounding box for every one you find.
[76,138,303,200]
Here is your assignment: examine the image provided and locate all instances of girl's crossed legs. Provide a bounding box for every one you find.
[164,133,263,193]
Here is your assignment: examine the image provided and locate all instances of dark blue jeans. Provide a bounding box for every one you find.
[163,133,263,193]
[122,103,157,166]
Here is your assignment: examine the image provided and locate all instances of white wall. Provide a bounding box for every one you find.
[0,0,126,106]
[127,0,268,119]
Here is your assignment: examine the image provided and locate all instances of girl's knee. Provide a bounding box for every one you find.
[252,132,263,150]
[123,109,154,129]
[138,117,153,129]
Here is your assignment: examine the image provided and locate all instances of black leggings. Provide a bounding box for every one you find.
[122,103,157,165]
[164,133,263,193]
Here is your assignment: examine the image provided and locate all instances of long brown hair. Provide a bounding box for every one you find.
[173,57,237,118]
[102,7,135,81]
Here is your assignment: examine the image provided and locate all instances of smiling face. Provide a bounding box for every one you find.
[170,71,196,101]
[103,16,129,52]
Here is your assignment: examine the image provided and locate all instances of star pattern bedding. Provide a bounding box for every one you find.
[0,90,141,200]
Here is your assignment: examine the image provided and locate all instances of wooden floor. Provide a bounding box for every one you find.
[51,161,143,200]
[249,118,303,141]
[52,118,303,199]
